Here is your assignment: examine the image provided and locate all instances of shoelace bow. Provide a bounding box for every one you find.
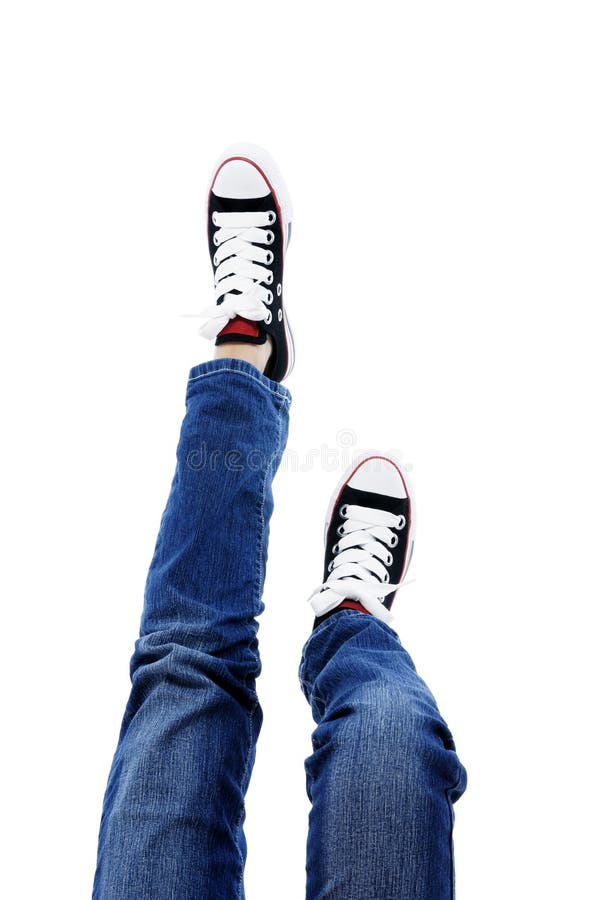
[200,210,277,339]
[308,504,406,623]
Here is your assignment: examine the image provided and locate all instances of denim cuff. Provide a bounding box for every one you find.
[187,357,292,405]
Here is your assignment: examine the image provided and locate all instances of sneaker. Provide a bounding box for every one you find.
[309,454,415,627]
[200,142,294,382]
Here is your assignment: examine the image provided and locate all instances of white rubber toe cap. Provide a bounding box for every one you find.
[348,456,408,499]
[212,158,270,199]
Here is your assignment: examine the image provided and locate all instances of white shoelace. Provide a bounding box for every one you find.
[200,210,277,339]
[308,504,407,623]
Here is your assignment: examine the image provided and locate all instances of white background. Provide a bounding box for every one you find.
[1,1,597,897]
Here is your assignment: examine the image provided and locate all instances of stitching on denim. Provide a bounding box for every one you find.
[233,389,288,900]
[445,762,466,899]
[233,702,256,900]
[232,392,287,900]
[254,393,285,608]
[299,679,328,715]
[188,365,291,403]
[298,615,345,709]
[445,785,456,899]
[231,387,287,900]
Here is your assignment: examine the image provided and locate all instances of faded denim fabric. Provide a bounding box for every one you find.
[93,358,466,900]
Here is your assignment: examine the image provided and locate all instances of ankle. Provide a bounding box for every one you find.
[214,337,273,373]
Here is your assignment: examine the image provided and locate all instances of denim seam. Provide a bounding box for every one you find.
[232,394,285,897]
[445,762,466,900]
[188,365,291,403]
[254,393,286,609]
[300,680,328,718]
[297,615,344,705]
[234,702,256,900]
[445,784,456,900]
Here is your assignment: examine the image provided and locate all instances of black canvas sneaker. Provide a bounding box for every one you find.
[200,142,294,382]
[309,454,415,629]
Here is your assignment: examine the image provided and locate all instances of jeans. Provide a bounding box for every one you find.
[93,358,467,900]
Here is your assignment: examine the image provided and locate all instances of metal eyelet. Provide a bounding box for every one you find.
[328,560,334,573]
[277,309,282,321]
[265,250,274,264]
[213,253,219,266]
[265,231,274,244]
[340,504,348,518]
[212,212,218,225]
[267,210,277,224]
[389,534,398,547]
[277,283,282,296]
[264,309,272,325]
[383,572,390,583]
[264,290,273,305]
[397,515,406,530]
[332,543,339,555]
[213,234,219,246]
[337,525,345,536]
[266,272,273,285]
[386,552,393,566]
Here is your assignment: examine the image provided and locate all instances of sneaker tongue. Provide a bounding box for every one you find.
[216,316,265,343]
[342,485,405,517]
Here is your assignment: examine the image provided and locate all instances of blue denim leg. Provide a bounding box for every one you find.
[93,358,290,900]
[299,610,467,900]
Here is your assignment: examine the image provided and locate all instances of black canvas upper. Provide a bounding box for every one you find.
[208,190,289,382]
[314,484,412,628]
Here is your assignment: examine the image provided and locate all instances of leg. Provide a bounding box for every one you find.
[299,611,466,900]
[302,455,466,899]
[93,358,290,899]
